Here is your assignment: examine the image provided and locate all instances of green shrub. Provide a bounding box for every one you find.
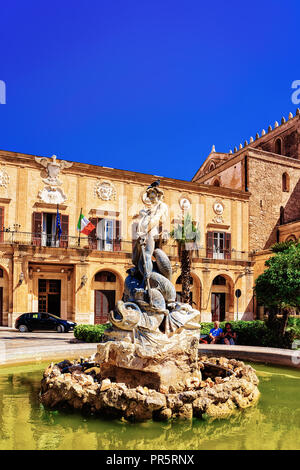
[74,323,111,343]
[287,317,300,337]
[270,240,297,253]
[200,320,295,348]
[74,319,298,348]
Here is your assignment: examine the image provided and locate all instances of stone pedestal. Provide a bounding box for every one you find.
[95,332,201,393]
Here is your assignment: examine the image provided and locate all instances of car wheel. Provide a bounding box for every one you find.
[57,325,65,333]
[19,325,28,333]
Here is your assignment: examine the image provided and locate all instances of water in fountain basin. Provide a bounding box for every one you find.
[0,361,300,450]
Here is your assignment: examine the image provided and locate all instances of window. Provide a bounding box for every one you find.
[213,275,226,285]
[275,138,282,155]
[282,173,290,192]
[88,218,121,252]
[32,212,69,248]
[207,231,231,259]
[0,268,3,278]
[95,271,116,282]
[212,178,220,187]
[213,232,225,259]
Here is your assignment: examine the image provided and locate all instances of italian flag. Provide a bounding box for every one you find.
[77,214,95,235]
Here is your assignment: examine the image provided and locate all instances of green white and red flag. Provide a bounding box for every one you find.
[77,214,95,235]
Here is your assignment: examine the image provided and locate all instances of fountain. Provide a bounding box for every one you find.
[40,182,260,421]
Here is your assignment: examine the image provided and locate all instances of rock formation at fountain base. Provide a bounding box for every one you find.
[95,333,200,393]
[40,355,260,422]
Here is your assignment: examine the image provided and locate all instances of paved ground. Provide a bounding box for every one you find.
[0,329,97,366]
[0,329,74,350]
[1,329,300,368]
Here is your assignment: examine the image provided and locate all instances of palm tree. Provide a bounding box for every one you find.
[170,213,201,305]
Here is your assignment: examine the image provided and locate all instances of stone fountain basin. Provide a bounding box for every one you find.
[40,356,260,421]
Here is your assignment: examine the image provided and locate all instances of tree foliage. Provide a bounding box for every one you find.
[170,213,201,305]
[255,243,300,310]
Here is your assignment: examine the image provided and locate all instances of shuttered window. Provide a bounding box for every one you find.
[32,212,42,247]
[113,219,121,251]
[0,207,4,243]
[206,231,231,260]
[206,231,214,258]
[60,214,69,248]
[88,218,98,250]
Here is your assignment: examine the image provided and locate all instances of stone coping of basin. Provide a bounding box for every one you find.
[0,342,299,368]
[199,344,300,369]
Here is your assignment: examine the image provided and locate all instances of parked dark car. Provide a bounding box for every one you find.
[15,312,76,333]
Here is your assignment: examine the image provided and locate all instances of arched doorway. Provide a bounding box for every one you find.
[94,270,117,324]
[0,268,4,325]
[211,274,234,322]
[0,266,9,326]
[175,273,201,310]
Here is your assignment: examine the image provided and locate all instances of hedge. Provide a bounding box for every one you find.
[201,320,298,348]
[74,319,299,348]
[74,323,111,343]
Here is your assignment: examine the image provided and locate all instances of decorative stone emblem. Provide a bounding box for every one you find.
[212,201,224,224]
[95,180,116,201]
[35,155,72,204]
[213,201,224,215]
[38,187,67,205]
[0,166,10,188]
[35,155,73,187]
[179,197,191,211]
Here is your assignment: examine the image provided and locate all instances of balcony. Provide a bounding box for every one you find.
[0,230,250,262]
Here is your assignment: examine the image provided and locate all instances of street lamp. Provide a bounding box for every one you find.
[81,274,88,286]
[19,272,24,284]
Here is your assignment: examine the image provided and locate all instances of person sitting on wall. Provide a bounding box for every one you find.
[222,322,237,345]
[208,321,223,344]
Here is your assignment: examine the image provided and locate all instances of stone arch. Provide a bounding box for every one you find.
[285,234,297,242]
[92,268,124,324]
[210,273,234,322]
[275,137,283,155]
[282,172,290,192]
[0,264,9,326]
[212,178,221,187]
[174,272,202,311]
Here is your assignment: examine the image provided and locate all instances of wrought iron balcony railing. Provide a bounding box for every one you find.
[0,230,250,262]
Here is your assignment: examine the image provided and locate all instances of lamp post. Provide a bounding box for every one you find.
[81,274,88,287]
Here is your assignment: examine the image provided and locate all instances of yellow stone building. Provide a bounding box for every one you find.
[0,149,253,326]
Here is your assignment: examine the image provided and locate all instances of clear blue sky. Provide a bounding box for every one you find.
[1,0,299,181]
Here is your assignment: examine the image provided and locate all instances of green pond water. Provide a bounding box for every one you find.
[0,361,300,450]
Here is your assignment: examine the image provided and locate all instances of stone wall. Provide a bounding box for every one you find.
[248,156,300,250]
[203,160,243,190]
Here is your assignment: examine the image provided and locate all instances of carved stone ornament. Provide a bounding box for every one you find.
[38,187,67,204]
[95,180,116,201]
[212,215,224,224]
[35,154,72,204]
[212,201,224,224]
[0,166,10,188]
[179,197,191,211]
[35,155,73,188]
[213,201,224,215]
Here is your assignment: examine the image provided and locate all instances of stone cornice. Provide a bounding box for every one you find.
[0,149,250,201]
